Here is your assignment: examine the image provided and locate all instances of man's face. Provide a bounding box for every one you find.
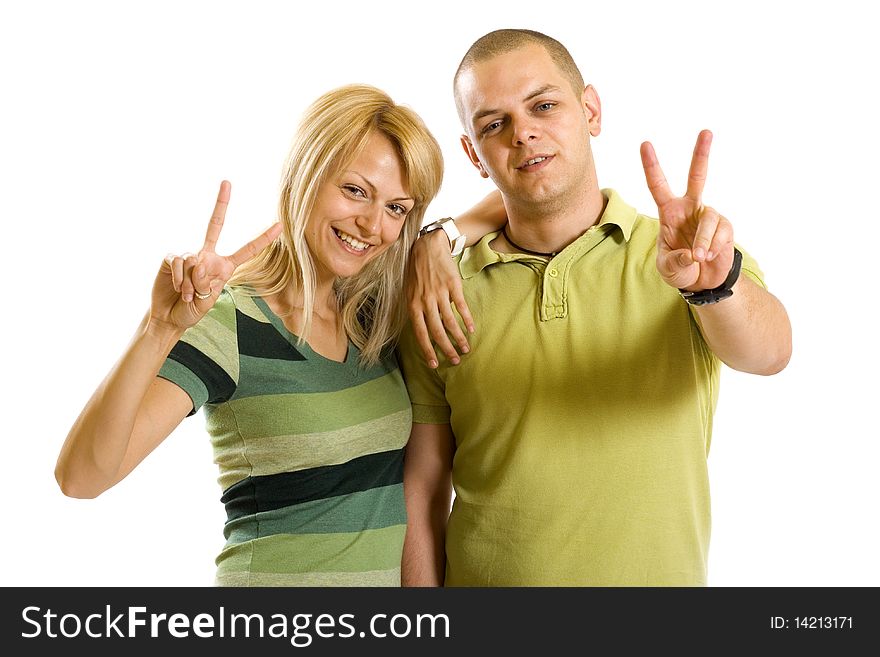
[456,44,600,215]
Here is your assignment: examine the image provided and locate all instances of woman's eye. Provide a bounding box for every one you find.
[388,204,408,217]
[342,184,366,198]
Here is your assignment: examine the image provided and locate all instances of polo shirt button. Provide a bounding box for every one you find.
[548,268,559,278]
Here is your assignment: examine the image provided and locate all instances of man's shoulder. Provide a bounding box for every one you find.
[629,212,660,242]
[456,230,506,282]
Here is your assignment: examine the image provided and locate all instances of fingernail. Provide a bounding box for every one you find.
[451,357,460,365]
[707,251,716,261]
[183,294,193,302]
[468,325,475,334]
[429,360,438,369]
[694,248,705,261]
[461,344,470,354]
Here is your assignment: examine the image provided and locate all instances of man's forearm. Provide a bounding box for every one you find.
[401,422,454,586]
[694,275,792,375]
[401,505,448,586]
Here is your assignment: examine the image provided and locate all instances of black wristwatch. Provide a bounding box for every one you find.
[678,248,743,306]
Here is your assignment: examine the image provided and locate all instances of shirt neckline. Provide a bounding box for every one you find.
[250,294,356,366]
[459,188,638,280]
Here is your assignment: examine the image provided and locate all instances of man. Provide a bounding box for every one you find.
[398,29,792,586]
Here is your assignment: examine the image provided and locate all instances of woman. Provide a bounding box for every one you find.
[55,84,485,586]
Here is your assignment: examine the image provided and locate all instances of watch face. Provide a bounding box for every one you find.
[419,221,442,236]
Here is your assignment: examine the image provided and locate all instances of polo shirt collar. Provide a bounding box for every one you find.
[460,188,637,279]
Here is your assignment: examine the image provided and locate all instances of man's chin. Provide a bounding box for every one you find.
[508,187,567,212]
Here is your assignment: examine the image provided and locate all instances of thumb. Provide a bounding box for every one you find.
[675,249,695,269]
[658,247,694,276]
[658,248,699,288]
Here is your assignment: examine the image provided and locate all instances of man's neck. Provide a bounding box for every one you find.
[498,186,607,256]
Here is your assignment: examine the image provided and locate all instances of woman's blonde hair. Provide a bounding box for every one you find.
[228,84,443,366]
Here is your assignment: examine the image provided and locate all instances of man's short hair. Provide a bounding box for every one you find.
[453,29,586,127]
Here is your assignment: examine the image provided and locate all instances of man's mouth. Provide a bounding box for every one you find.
[517,155,553,170]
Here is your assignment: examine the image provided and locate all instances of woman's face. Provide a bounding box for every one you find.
[306,131,414,282]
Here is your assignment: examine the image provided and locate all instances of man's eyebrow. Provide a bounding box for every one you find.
[524,84,562,101]
[472,107,502,123]
[471,85,564,123]
[344,171,413,203]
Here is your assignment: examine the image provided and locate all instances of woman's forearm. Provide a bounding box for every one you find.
[55,312,187,498]
[452,189,506,247]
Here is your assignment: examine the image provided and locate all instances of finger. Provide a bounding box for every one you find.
[202,180,231,254]
[192,262,214,302]
[228,222,283,268]
[171,256,183,293]
[707,217,734,262]
[439,300,469,354]
[409,311,439,369]
[685,129,712,203]
[424,306,461,365]
[673,248,695,269]
[450,285,476,335]
[168,255,185,292]
[180,254,198,303]
[691,206,721,262]
[659,247,696,272]
[657,248,698,287]
[640,141,675,207]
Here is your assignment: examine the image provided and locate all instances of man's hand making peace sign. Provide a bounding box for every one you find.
[640,129,734,293]
[639,130,792,375]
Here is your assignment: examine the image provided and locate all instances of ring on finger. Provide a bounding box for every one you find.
[194,289,212,300]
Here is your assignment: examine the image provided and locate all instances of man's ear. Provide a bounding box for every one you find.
[582,85,602,137]
[461,135,490,178]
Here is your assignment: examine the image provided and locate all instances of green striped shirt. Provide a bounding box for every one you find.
[158,287,411,586]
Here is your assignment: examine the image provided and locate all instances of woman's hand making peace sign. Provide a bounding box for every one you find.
[150,180,283,332]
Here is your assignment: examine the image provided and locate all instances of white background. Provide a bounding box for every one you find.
[2,0,877,587]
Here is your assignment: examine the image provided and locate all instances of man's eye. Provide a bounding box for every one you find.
[536,102,555,111]
[481,120,502,134]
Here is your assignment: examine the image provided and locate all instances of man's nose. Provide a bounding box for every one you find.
[511,115,539,146]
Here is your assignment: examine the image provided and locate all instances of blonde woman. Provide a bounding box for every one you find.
[55,84,494,586]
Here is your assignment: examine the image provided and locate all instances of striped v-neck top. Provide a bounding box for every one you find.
[158,286,411,586]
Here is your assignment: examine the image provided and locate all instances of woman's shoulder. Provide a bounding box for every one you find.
[220,285,273,323]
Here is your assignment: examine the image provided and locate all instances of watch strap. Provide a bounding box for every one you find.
[419,217,467,257]
[678,248,743,306]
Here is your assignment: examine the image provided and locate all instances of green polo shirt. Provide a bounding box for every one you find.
[397,189,765,586]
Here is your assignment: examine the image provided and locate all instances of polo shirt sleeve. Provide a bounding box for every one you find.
[157,287,240,416]
[395,320,451,425]
[684,242,768,333]
[736,243,766,289]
